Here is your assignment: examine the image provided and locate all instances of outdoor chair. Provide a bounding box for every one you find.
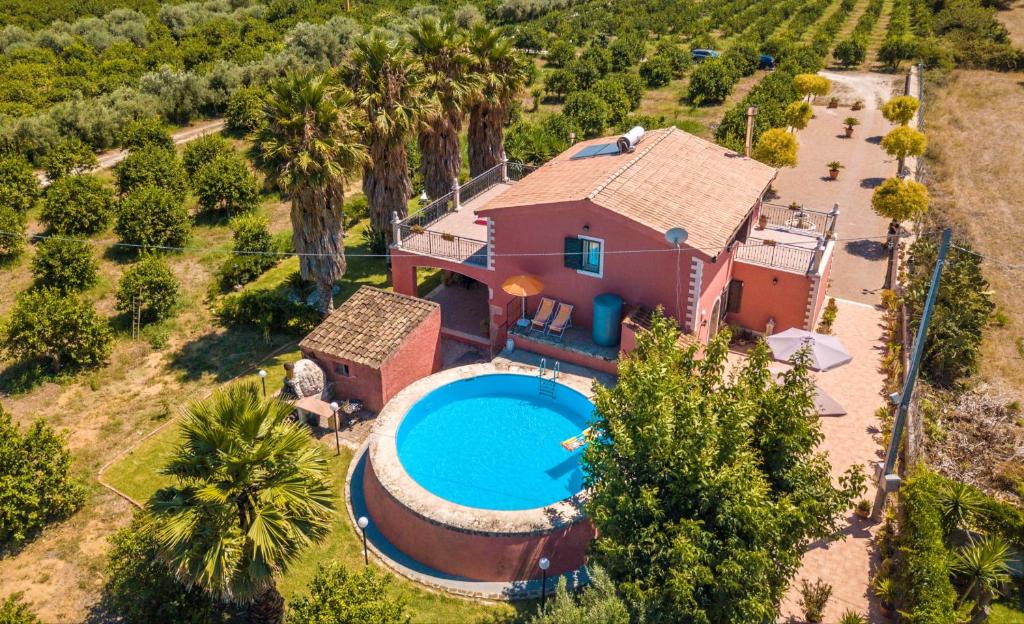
[546,303,574,340]
[531,297,557,332]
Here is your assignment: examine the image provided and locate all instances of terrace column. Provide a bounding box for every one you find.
[500,151,509,183]
[827,203,839,239]
[808,236,826,275]
[391,211,402,248]
[452,178,461,211]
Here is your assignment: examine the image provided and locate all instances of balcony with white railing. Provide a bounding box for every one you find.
[392,161,535,268]
[735,202,839,274]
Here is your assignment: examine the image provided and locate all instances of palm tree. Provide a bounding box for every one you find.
[467,24,529,177]
[252,71,367,315]
[951,535,1012,623]
[407,17,479,199]
[347,32,434,238]
[147,382,334,624]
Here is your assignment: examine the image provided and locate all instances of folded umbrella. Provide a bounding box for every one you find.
[766,328,852,371]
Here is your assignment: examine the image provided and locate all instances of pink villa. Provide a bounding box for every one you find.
[389,126,838,373]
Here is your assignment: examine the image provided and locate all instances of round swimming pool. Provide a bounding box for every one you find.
[396,374,592,511]
[361,365,599,583]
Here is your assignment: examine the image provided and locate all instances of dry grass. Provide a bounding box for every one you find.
[998,0,1024,47]
[923,69,1024,396]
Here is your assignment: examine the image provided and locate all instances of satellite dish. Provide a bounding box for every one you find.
[665,227,688,246]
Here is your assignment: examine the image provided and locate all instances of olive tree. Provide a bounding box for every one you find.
[871,177,929,227]
[115,185,191,249]
[881,126,927,176]
[1,287,113,373]
[41,174,115,235]
[753,128,799,168]
[115,255,179,323]
[881,95,920,126]
[31,238,98,292]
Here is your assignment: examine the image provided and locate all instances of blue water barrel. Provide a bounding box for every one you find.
[592,293,624,347]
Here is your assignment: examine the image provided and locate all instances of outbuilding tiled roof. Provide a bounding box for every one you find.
[477,127,777,251]
[299,287,438,368]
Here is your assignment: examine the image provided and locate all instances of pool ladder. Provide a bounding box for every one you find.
[538,358,560,398]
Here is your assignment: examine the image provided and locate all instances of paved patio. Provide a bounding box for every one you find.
[768,299,888,622]
[424,280,490,342]
[773,73,903,303]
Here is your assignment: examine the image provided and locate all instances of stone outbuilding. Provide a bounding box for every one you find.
[299,286,442,413]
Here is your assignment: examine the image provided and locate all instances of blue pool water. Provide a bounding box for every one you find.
[395,374,594,511]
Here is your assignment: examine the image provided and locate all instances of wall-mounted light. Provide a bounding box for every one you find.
[582,224,590,232]
[710,254,718,264]
[772,276,779,285]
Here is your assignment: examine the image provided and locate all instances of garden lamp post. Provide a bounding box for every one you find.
[357,516,370,565]
[538,556,550,611]
[330,402,340,455]
[257,369,267,397]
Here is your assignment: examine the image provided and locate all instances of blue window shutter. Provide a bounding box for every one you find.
[564,237,583,269]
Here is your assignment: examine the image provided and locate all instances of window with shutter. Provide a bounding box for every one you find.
[564,237,583,270]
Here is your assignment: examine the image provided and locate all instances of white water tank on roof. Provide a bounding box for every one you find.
[617,126,645,153]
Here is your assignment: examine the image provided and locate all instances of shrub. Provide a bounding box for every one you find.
[114,146,188,198]
[524,566,628,624]
[0,155,40,214]
[817,297,838,334]
[215,288,319,336]
[115,186,191,249]
[2,287,112,372]
[116,256,179,323]
[31,238,98,292]
[41,174,115,235]
[286,562,407,624]
[793,73,831,99]
[118,116,174,151]
[799,579,832,623]
[871,177,928,224]
[563,91,610,138]
[218,213,279,289]
[194,153,261,215]
[0,594,40,624]
[182,134,232,180]
[99,513,233,623]
[893,468,958,622]
[834,38,867,68]
[687,58,735,104]
[881,95,920,126]
[753,128,798,168]
[639,56,674,88]
[40,137,98,182]
[784,101,813,130]
[905,238,994,386]
[0,205,25,259]
[226,86,265,134]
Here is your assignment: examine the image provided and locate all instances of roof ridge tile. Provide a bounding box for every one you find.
[587,127,675,200]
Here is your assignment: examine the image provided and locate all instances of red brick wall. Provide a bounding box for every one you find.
[364,454,596,581]
[379,307,442,407]
[303,351,386,412]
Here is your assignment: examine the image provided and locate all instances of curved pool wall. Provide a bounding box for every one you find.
[364,364,598,582]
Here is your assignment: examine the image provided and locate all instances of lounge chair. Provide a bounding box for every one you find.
[546,302,574,340]
[531,297,557,332]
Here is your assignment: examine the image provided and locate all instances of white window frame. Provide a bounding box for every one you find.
[576,235,604,278]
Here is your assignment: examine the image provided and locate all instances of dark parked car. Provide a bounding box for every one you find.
[759,54,776,69]
[691,49,720,62]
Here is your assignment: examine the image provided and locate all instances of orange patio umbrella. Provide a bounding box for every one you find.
[501,274,544,322]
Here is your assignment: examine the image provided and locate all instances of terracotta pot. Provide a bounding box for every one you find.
[879,603,894,618]
[757,214,768,230]
[829,169,839,180]
[844,126,854,137]
[856,507,871,519]
[828,100,838,108]
[852,102,863,111]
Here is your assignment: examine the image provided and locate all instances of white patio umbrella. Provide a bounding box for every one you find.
[766,328,852,371]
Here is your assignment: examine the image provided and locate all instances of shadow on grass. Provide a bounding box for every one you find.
[0,358,61,395]
[167,325,295,383]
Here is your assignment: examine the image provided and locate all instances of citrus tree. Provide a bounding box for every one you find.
[286,563,408,624]
[40,137,99,182]
[2,287,113,373]
[753,128,798,168]
[41,174,115,235]
[31,238,98,292]
[115,255,179,323]
[881,126,927,176]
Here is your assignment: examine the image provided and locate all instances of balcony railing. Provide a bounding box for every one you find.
[397,227,488,266]
[736,237,821,274]
[759,202,838,235]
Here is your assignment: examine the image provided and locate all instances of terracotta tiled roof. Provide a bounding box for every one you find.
[299,287,438,368]
[478,127,777,251]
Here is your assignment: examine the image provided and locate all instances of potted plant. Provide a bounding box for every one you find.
[799,579,832,623]
[441,231,455,242]
[410,224,425,234]
[827,161,843,180]
[843,116,860,137]
[757,212,768,230]
[855,499,872,519]
[872,576,895,618]
[839,611,867,624]
[852,99,864,111]
[828,96,839,108]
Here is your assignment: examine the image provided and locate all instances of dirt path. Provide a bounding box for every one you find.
[37,118,226,187]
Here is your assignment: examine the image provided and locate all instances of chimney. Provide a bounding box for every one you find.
[744,106,758,158]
